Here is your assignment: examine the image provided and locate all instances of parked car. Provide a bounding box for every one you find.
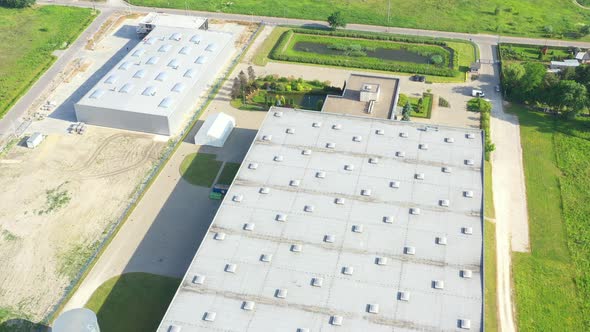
[411,75,426,82]
[495,85,500,92]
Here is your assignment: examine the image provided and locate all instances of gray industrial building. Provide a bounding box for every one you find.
[158,107,484,331]
[75,18,235,136]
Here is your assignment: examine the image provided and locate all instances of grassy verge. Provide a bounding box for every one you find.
[0,6,96,119]
[485,221,498,332]
[85,273,180,332]
[409,93,433,119]
[131,0,590,40]
[217,162,241,185]
[179,153,222,187]
[484,161,496,219]
[499,43,572,63]
[509,105,587,331]
[252,26,289,66]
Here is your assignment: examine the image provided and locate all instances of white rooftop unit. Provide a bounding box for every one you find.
[193,113,236,147]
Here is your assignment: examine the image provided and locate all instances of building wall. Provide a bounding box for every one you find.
[74,104,171,135]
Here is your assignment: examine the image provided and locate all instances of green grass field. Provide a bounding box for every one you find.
[485,221,498,332]
[484,161,496,219]
[179,153,222,187]
[85,273,180,332]
[408,94,433,119]
[0,6,95,119]
[253,27,289,66]
[499,43,572,63]
[510,105,589,331]
[217,162,241,185]
[132,0,590,40]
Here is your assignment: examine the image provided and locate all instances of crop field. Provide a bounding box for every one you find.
[0,6,95,119]
[510,105,590,331]
[132,0,590,40]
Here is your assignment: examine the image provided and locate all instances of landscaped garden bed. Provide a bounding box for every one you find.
[499,43,573,63]
[268,28,476,80]
[397,92,433,119]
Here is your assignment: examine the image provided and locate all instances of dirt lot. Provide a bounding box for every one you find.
[0,128,163,322]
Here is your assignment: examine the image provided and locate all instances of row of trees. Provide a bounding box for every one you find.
[0,0,35,7]
[503,62,589,116]
[230,66,257,101]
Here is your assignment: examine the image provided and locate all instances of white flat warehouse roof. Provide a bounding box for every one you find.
[76,25,233,118]
[139,12,208,30]
[158,107,485,332]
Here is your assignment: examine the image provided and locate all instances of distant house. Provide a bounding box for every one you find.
[550,59,580,71]
[470,62,481,73]
[575,51,590,63]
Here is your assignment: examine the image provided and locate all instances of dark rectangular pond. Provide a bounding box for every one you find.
[294,41,453,68]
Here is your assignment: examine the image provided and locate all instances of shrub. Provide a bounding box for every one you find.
[467,98,492,112]
[438,97,450,107]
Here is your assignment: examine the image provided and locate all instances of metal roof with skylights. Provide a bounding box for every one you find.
[158,107,485,331]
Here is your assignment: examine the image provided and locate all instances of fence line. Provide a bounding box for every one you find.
[42,22,263,325]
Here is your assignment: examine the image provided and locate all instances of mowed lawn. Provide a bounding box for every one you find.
[132,0,590,40]
[85,273,180,332]
[179,153,222,187]
[0,6,95,118]
[510,105,590,331]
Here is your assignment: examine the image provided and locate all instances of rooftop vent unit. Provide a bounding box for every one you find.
[261,134,272,141]
[352,224,364,233]
[464,190,474,198]
[171,82,186,93]
[289,180,300,187]
[202,312,216,322]
[326,142,336,149]
[195,56,208,64]
[396,151,406,157]
[440,199,450,207]
[242,301,255,311]
[404,246,416,255]
[155,72,169,82]
[433,280,445,289]
[158,97,173,109]
[459,319,472,330]
[190,34,201,43]
[398,291,411,301]
[118,61,131,70]
[243,223,255,231]
[436,236,448,245]
[179,46,191,55]
[89,89,105,99]
[410,207,421,215]
[297,329,310,332]
[312,122,322,128]
[158,44,172,52]
[353,135,362,142]
[375,257,388,265]
[465,159,475,166]
[248,162,258,169]
[168,59,180,69]
[276,213,287,222]
[445,137,455,143]
[369,157,379,164]
[466,133,475,139]
[259,187,270,194]
[119,83,134,93]
[311,277,323,287]
[442,167,452,173]
[375,129,385,135]
[142,86,156,96]
[232,194,243,202]
[275,289,288,299]
[286,128,295,134]
[132,49,145,57]
[301,149,311,156]
[324,234,335,243]
[104,75,119,84]
[146,56,160,65]
[169,32,182,41]
[192,274,205,285]
[224,263,237,273]
[304,205,314,212]
[213,232,225,241]
[274,111,283,117]
[461,269,473,278]
[400,132,409,138]
[344,164,354,171]
[183,68,196,78]
[367,304,380,314]
[361,189,372,196]
[462,227,474,235]
[334,197,345,205]
[332,124,342,130]
[260,254,272,262]
[383,216,393,224]
[415,173,425,180]
[419,143,428,150]
[330,316,343,326]
[390,180,400,188]
[205,43,217,52]
[342,266,354,275]
[316,171,326,179]
[290,244,302,252]
[273,155,283,162]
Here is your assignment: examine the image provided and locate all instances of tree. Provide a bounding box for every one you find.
[247,66,256,83]
[231,77,241,99]
[521,62,547,100]
[401,101,412,121]
[0,0,35,8]
[327,11,346,30]
[502,62,525,96]
[555,80,587,114]
[238,70,248,89]
[581,25,590,36]
[430,55,443,66]
[417,98,424,113]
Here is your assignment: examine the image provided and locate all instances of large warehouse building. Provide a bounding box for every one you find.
[158,107,485,331]
[75,15,235,136]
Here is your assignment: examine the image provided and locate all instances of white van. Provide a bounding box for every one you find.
[471,89,485,97]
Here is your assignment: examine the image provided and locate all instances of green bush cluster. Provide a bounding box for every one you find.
[0,0,35,8]
[469,97,495,160]
[438,96,450,107]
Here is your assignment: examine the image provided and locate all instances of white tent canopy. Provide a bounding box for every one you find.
[194,112,235,147]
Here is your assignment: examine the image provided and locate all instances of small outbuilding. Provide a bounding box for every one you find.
[26,132,44,149]
[193,112,235,147]
[469,62,481,73]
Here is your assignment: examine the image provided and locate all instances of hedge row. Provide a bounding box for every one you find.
[291,28,449,46]
[270,30,458,77]
[480,108,494,161]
